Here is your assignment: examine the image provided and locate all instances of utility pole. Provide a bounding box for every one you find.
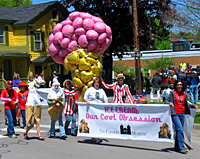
[133,0,142,93]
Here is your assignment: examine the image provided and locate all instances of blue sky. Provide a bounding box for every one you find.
[32,0,192,33]
[32,0,56,4]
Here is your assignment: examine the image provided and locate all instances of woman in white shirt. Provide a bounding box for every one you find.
[84,77,108,104]
[84,77,108,143]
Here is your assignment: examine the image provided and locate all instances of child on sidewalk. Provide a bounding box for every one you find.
[18,82,29,129]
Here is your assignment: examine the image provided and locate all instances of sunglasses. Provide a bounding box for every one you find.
[177,84,183,86]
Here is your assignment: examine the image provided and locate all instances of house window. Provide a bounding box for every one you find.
[35,32,41,51]
[0,26,4,44]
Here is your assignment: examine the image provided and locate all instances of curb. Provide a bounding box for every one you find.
[193,123,200,129]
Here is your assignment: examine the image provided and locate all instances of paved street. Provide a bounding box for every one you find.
[0,101,200,159]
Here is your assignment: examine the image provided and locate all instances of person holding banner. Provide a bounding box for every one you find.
[47,81,67,140]
[1,80,18,138]
[63,79,79,136]
[101,74,134,104]
[165,79,198,154]
[24,80,44,140]
[84,77,108,143]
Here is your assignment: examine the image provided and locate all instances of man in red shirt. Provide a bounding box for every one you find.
[1,81,18,138]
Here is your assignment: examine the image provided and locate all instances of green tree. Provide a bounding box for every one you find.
[0,0,32,7]
[172,0,200,33]
[113,61,128,74]
[60,0,175,54]
[143,55,175,73]
[155,39,172,50]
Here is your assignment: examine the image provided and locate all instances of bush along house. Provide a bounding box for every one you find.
[0,1,68,90]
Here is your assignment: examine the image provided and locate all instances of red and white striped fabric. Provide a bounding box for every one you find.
[101,81,134,104]
[63,88,79,115]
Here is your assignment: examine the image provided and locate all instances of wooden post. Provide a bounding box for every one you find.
[133,0,142,93]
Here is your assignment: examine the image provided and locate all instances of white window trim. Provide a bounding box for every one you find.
[0,26,4,44]
[34,32,42,51]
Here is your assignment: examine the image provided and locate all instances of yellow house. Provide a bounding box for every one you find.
[0,2,68,90]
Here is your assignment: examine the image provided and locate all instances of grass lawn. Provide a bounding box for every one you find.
[194,112,200,124]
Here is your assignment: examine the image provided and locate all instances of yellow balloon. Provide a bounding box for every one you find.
[77,48,86,58]
[74,69,81,78]
[67,51,79,64]
[87,80,94,87]
[64,58,71,71]
[82,85,88,94]
[70,64,77,70]
[79,93,84,102]
[78,58,91,71]
[88,51,99,59]
[86,57,97,65]
[91,65,100,77]
[97,60,103,71]
[81,71,93,83]
[73,77,83,88]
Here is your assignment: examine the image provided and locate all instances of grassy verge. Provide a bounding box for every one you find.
[194,112,200,124]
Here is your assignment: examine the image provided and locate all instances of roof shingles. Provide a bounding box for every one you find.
[0,1,59,25]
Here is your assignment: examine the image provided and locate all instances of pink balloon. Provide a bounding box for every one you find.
[53,32,63,44]
[86,30,99,40]
[68,41,77,53]
[87,40,97,50]
[80,12,92,19]
[75,27,86,36]
[109,35,112,44]
[98,48,106,54]
[52,55,64,64]
[62,25,74,38]
[95,43,100,52]
[101,38,111,50]
[92,16,104,23]
[60,38,70,48]
[61,19,73,26]
[59,48,69,57]
[78,35,88,48]
[98,33,107,44]
[69,11,80,20]
[73,17,83,29]
[48,43,60,56]
[71,34,78,41]
[94,22,106,33]
[83,18,94,30]
[106,25,112,37]
[48,33,54,44]
[53,23,63,34]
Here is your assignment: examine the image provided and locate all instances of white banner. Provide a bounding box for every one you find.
[184,108,196,143]
[78,103,174,143]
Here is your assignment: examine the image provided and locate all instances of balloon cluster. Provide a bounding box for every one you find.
[48,11,112,101]
[64,48,102,101]
[48,11,112,64]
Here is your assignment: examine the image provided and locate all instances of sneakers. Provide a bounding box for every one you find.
[174,148,188,154]
[91,138,102,144]
[179,148,188,154]
[10,134,17,138]
[60,135,67,140]
[71,133,76,136]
